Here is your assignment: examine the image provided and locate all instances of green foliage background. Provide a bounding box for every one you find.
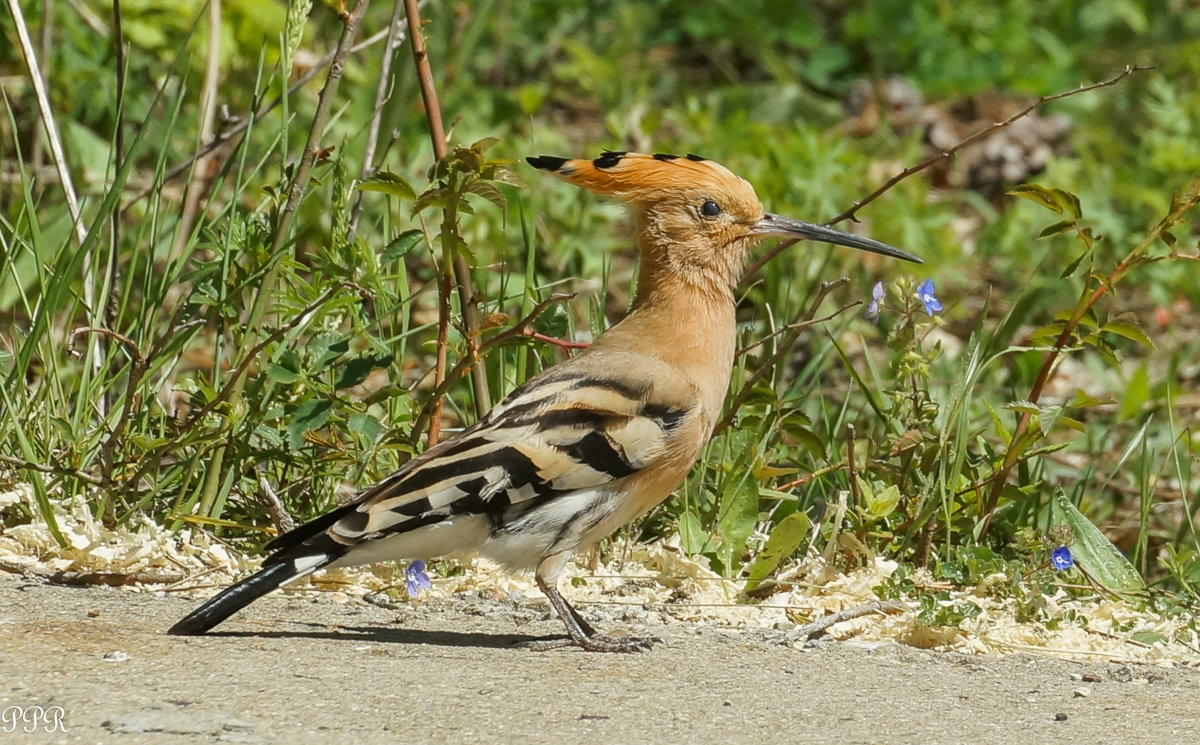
[2,0,1199,604]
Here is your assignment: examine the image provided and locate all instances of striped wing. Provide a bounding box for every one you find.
[263,368,690,561]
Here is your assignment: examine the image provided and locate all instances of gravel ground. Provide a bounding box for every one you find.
[1,571,1197,745]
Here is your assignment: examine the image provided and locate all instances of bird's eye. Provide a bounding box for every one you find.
[700,200,722,218]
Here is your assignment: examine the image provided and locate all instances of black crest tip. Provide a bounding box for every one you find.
[652,152,679,161]
[527,155,568,171]
[593,151,627,169]
[685,153,707,162]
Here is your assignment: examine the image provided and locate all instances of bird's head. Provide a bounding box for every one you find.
[528,151,920,299]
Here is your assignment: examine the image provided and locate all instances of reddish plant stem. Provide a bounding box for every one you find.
[403,0,489,446]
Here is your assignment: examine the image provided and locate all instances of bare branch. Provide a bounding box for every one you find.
[741,65,1155,283]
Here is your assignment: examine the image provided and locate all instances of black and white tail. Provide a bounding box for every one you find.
[167,555,329,635]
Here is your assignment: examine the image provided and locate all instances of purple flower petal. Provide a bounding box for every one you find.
[1050,546,1074,571]
[404,560,431,597]
[917,278,943,315]
[865,281,884,321]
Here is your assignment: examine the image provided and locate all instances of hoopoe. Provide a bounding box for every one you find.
[169,151,920,651]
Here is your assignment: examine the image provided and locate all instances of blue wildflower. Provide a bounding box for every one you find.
[864,281,884,321]
[916,278,943,315]
[1050,546,1074,571]
[404,560,432,597]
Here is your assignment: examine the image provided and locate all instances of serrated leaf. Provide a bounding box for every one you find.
[1004,400,1041,415]
[466,180,508,211]
[382,229,426,262]
[1053,491,1145,594]
[1102,315,1155,349]
[743,512,812,593]
[410,186,447,215]
[357,171,416,201]
[289,398,332,448]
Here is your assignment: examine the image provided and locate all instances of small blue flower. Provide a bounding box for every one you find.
[404,560,432,597]
[1050,546,1074,571]
[917,278,943,315]
[864,281,885,321]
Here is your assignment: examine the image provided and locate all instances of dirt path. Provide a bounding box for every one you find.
[1,571,1197,745]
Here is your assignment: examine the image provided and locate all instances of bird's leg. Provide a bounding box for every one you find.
[517,574,662,653]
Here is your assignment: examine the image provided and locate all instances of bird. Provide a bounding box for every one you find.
[168,151,921,651]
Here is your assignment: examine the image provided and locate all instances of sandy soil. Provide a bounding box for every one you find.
[1,571,1197,745]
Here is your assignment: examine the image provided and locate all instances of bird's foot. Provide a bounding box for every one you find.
[516,633,664,653]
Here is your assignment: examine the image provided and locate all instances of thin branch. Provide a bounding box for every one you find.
[712,278,851,437]
[741,65,1155,284]
[768,600,900,645]
[9,0,87,246]
[186,281,369,428]
[977,176,1200,537]
[348,0,408,236]
[404,0,489,443]
[410,293,576,439]
[169,0,222,262]
[0,453,104,486]
[9,0,107,412]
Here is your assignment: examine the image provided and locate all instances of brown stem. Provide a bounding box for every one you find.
[712,278,851,437]
[740,65,1155,284]
[977,176,1200,538]
[404,0,489,445]
[410,293,575,438]
[185,282,369,428]
[349,0,408,237]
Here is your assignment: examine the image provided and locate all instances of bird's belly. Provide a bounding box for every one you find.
[325,514,491,568]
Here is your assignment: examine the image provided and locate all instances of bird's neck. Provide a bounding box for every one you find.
[596,266,738,423]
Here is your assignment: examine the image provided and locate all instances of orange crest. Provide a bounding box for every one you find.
[527,151,753,205]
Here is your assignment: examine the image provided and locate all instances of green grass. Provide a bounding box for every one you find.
[2,0,1199,614]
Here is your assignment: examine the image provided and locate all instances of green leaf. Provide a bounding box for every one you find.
[678,511,709,555]
[716,475,760,573]
[1102,314,1155,349]
[1038,219,1077,238]
[1010,183,1064,214]
[313,337,350,370]
[382,229,425,262]
[411,186,447,215]
[1053,491,1145,594]
[335,353,393,390]
[1130,631,1167,646]
[265,363,301,383]
[348,413,382,443]
[289,398,333,448]
[1059,249,1090,278]
[743,512,811,593]
[466,180,508,211]
[357,171,417,201]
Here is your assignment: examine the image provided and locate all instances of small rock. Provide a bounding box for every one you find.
[1073,687,1091,698]
[1082,673,1102,683]
[1069,673,1083,682]
[87,609,100,618]
[1054,713,1068,721]
[103,650,129,662]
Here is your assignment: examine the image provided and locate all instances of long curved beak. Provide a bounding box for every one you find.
[752,213,922,263]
